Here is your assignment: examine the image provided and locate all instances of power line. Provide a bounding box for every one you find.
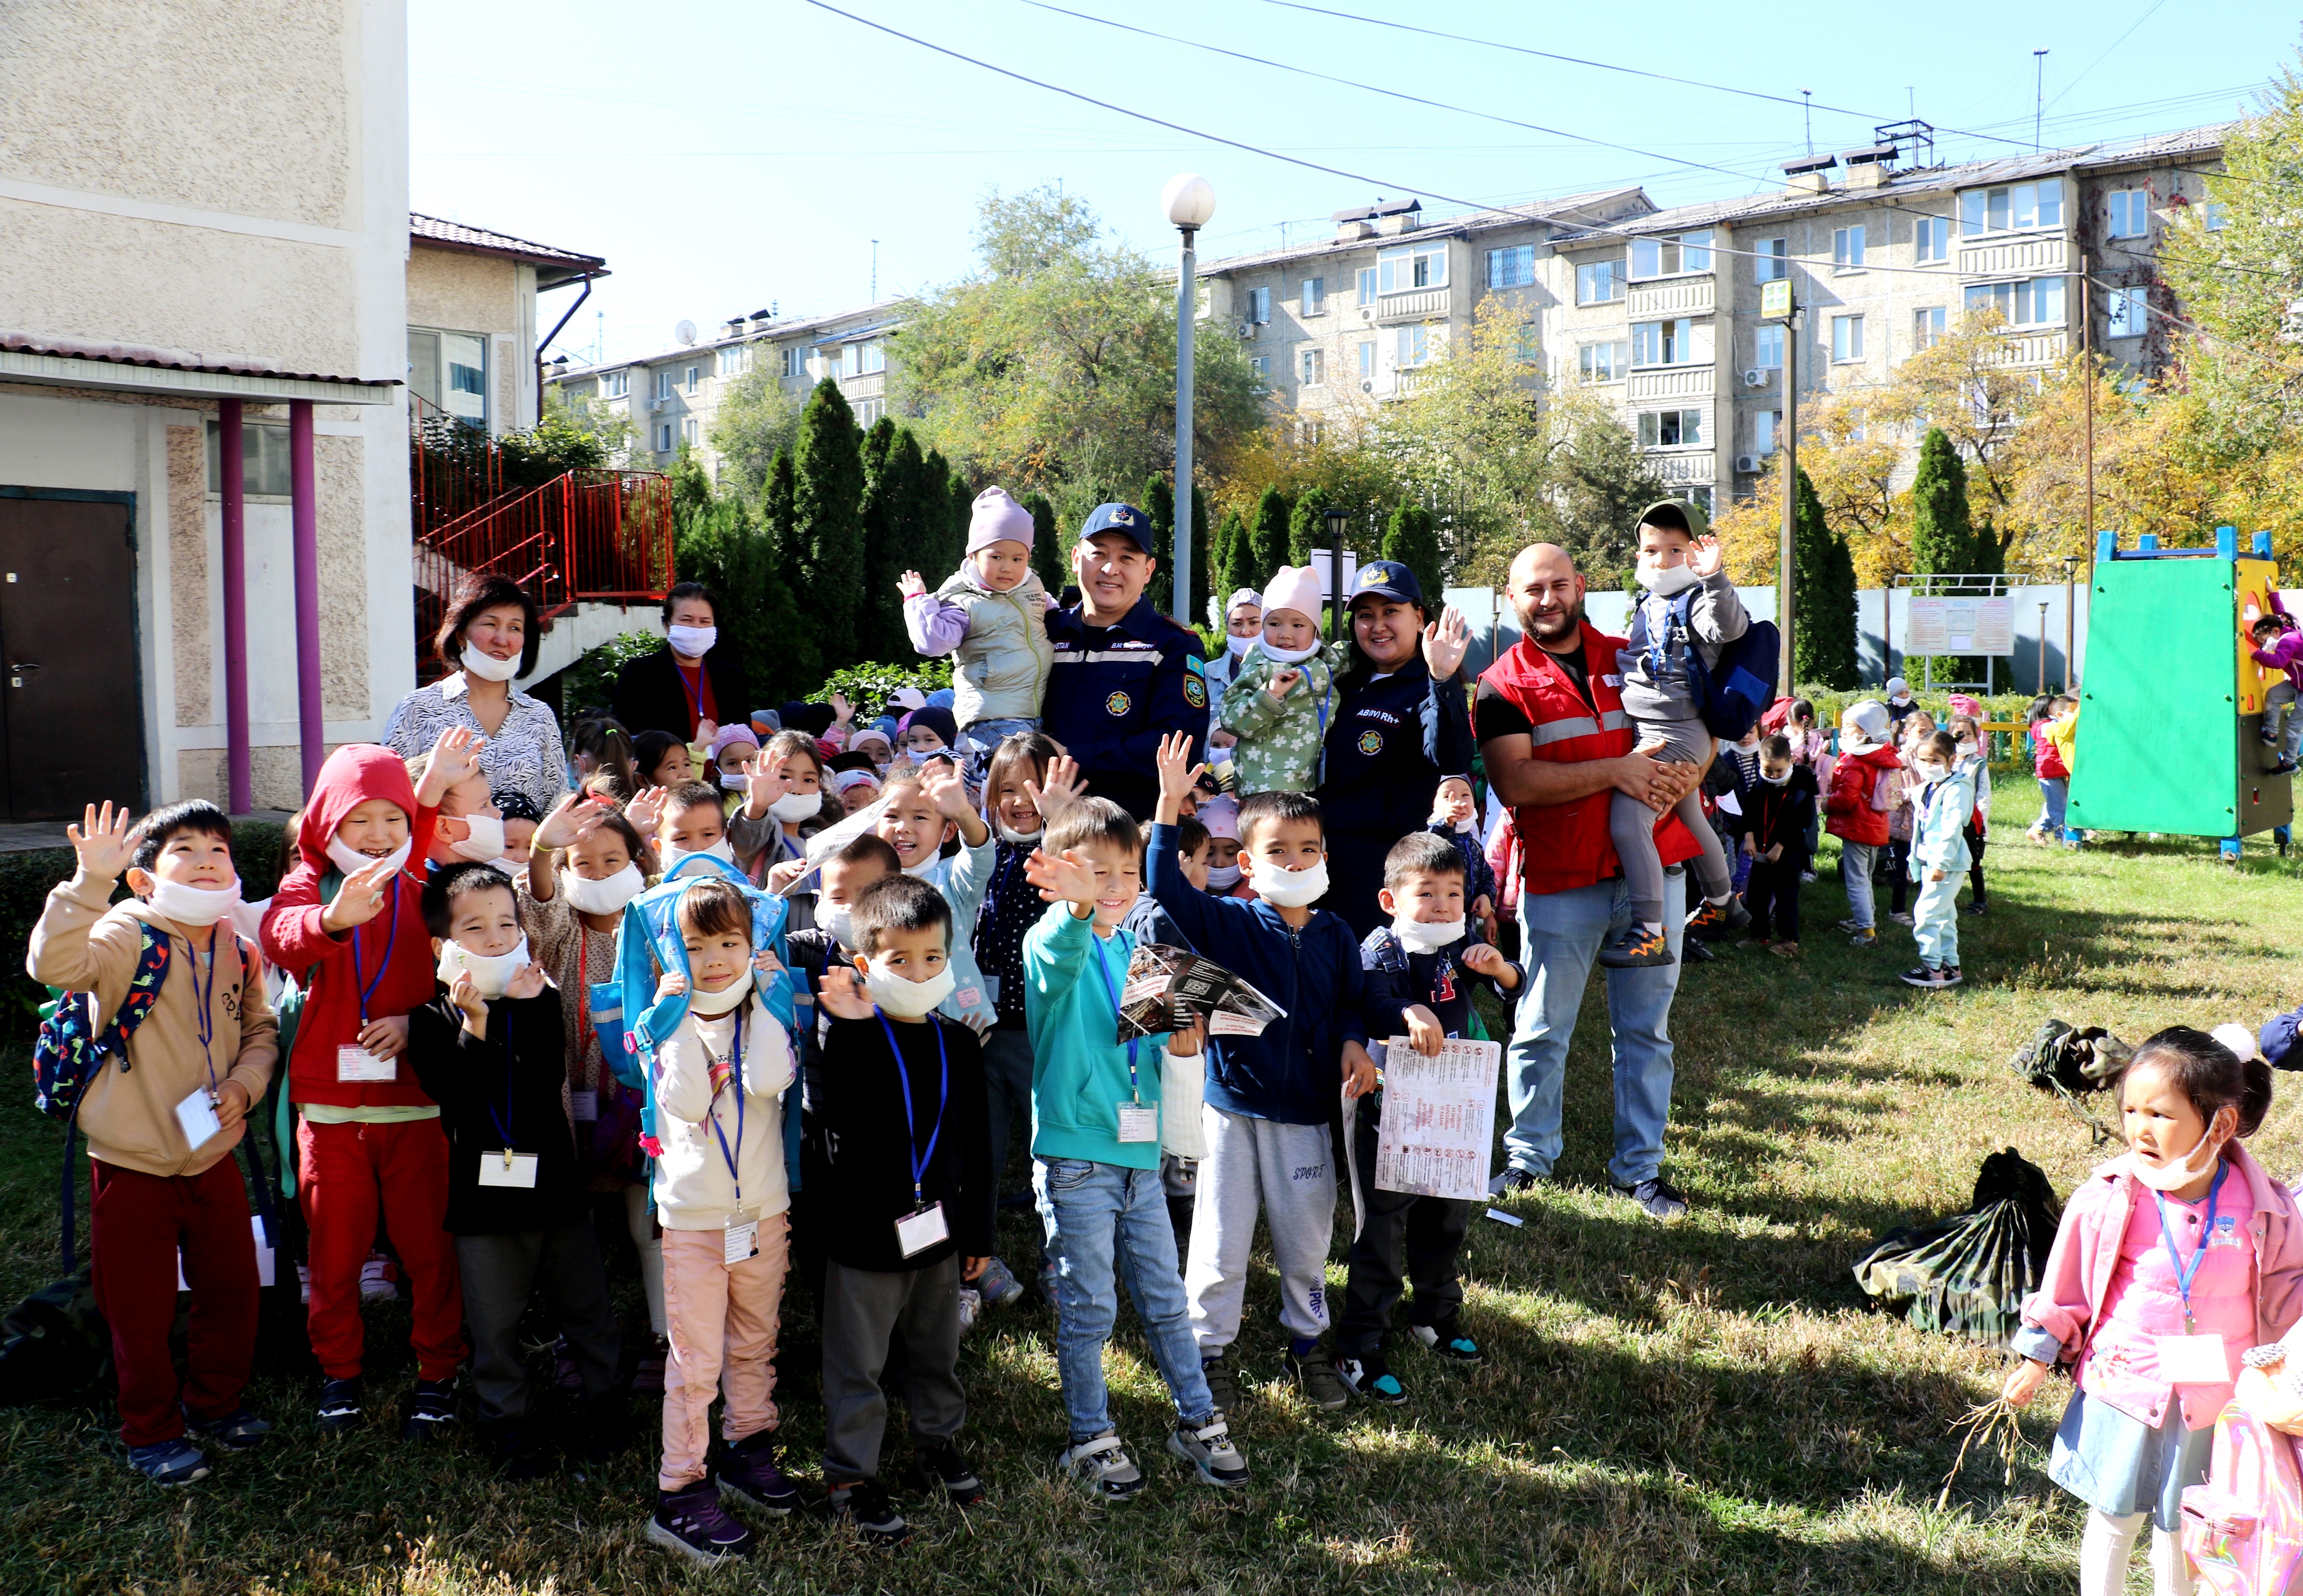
[2040,0,2170,116]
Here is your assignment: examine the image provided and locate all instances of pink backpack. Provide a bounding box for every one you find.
[2182,1400,2303,1596]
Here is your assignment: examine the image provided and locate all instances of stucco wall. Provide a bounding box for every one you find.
[167,422,209,725]
[407,246,518,337]
[0,0,353,229]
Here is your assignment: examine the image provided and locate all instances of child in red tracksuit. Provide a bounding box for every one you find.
[262,732,481,1439]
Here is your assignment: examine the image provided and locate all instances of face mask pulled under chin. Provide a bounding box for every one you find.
[145,877,244,927]
[865,961,955,1018]
[459,641,521,683]
[1259,637,1322,666]
[1391,915,1464,953]
[1251,858,1329,908]
[561,862,644,916]
[997,821,1044,847]
[1635,561,1702,597]
[687,966,753,1016]
[325,835,412,880]
[2126,1125,2229,1192]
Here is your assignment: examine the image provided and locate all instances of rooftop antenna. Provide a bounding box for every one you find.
[2033,49,2049,151]
[1802,89,1813,155]
[871,239,879,301]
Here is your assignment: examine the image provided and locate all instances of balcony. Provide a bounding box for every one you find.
[1957,233,2068,279]
[1628,366,1712,401]
[1993,328,2070,367]
[1373,286,1450,324]
[1647,452,1716,485]
[1627,277,1715,318]
[841,371,886,401]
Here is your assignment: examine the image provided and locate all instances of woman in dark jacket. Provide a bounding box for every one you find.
[1314,560,1476,938]
[611,582,751,743]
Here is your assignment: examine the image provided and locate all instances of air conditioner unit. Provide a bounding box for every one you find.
[1735,454,1761,473]
[1742,368,1767,387]
[1235,323,1256,339]
[1360,380,1374,393]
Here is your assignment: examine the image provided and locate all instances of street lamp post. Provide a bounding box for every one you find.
[1163,173,1216,627]
[1324,505,1350,643]
[2061,553,2082,692]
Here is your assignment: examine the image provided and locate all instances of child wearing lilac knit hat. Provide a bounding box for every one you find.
[900,486,1052,784]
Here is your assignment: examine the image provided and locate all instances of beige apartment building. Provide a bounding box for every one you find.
[1200,122,2228,521]
[547,300,904,480]
[409,214,607,437]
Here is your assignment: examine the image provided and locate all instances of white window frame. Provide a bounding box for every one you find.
[718,346,748,378]
[682,418,700,446]
[1300,347,1325,386]
[1629,230,1714,279]
[1356,266,1378,307]
[657,422,673,452]
[1755,410,1781,456]
[1959,178,2065,237]
[1395,323,1432,367]
[1755,324,1784,371]
[1831,313,1865,363]
[1914,306,1946,350]
[2205,200,2229,231]
[779,347,805,379]
[655,369,673,401]
[1832,226,1867,271]
[685,364,701,393]
[1575,259,1623,304]
[1630,318,1694,367]
[1249,354,1271,378]
[1376,240,1448,295]
[1637,409,1703,449]
[1247,286,1272,325]
[2108,286,2151,338]
[1752,238,1787,283]
[2107,189,2150,240]
[603,369,630,399]
[1914,215,1949,264]
[1485,244,1535,289]
[1576,340,1627,384]
[1963,276,2066,328]
[857,340,886,374]
[1358,341,1376,381]
[1302,276,1327,316]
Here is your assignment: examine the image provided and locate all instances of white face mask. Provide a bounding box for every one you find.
[687,965,753,1016]
[1259,638,1322,666]
[562,862,644,916]
[1225,633,1256,659]
[997,821,1043,846]
[1916,761,1951,784]
[665,837,737,867]
[720,773,749,793]
[436,935,531,999]
[2126,1124,2227,1193]
[865,960,956,1018]
[1391,915,1463,953]
[1636,561,1702,597]
[666,623,717,658]
[817,902,858,951]
[450,814,508,862]
[1956,739,1979,759]
[460,641,521,683]
[1251,857,1329,908]
[325,835,412,881]
[1760,768,1790,786]
[145,877,244,928]
[768,790,820,823]
[1205,863,1242,890]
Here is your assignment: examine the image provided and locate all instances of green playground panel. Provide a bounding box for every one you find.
[2067,558,2258,836]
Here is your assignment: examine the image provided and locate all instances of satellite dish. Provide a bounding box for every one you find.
[674,319,698,346]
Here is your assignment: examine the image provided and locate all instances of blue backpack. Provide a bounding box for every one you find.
[588,855,803,1189]
[1631,590,1782,743]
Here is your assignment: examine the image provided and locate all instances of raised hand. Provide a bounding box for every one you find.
[746,749,795,819]
[1022,752,1086,824]
[626,785,668,837]
[765,859,810,893]
[829,690,854,724]
[897,570,927,601]
[1265,667,1304,703]
[320,855,403,934]
[449,971,488,1031]
[1153,731,1203,815]
[693,718,719,753]
[1421,607,1472,681]
[921,759,973,821]
[67,801,135,884]
[817,965,876,1021]
[533,791,606,854]
[1023,845,1100,910]
[1689,535,1724,578]
[752,947,784,977]
[1459,943,1507,980]
[654,971,689,1003]
[506,962,548,1001]
[415,726,485,806]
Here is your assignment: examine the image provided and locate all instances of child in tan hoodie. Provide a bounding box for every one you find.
[28,799,279,1484]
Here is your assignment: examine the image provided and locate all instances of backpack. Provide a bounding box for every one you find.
[2182,1402,2303,1596]
[1628,590,1782,741]
[32,922,170,1272]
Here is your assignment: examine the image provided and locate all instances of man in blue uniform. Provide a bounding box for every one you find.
[1042,502,1211,817]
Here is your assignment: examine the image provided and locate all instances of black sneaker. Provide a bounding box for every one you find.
[186,1405,271,1451]
[482,1419,552,1482]
[1961,900,1989,917]
[1199,1353,1241,1418]
[315,1377,364,1435]
[904,1441,985,1507]
[1681,936,1718,964]
[824,1477,911,1545]
[716,1430,800,1515]
[649,1479,754,1564]
[1596,926,1673,969]
[1411,1319,1485,1364]
[1900,964,1949,989]
[127,1437,209,1484]
[401,1377,457,1442]
[1489,1167,1544,1196]
[1686,897,1751,942]
[1939,964,1965,987]
[1285,1343,1352,1412]
[1334,1349,1406,1405]
[1610,1175,1690,1221]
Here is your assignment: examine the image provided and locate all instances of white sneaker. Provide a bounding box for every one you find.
[1167,1415,1249,1488]
[1058,1431,1143,1502]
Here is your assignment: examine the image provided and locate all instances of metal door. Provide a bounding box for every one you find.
[0,494,145,820]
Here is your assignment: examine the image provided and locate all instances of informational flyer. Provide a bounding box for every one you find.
[1117,943,1286,1042]
[1373,1038,1503,1202]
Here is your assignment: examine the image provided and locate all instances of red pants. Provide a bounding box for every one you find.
[297,1116,464,1381]
[90,1157,258,1448]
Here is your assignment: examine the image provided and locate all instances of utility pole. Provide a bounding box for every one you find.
[1763,275,1797,696]
[2033,50,2049,151]
[2082,254,2096,587]
[870,240,879,302]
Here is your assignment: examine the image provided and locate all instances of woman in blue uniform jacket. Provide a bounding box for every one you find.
[1315,561,1477,937]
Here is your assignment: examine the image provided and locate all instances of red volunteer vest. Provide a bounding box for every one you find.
[1476,624,1701,897]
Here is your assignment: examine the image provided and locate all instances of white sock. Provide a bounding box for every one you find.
[2149,1524,2194,1596]
[2079,1508,2145,1596]
[1705,893,1730,905]
[1640,921,1663,936]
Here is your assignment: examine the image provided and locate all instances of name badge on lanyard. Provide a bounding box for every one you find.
[706,1013,751,1268]
[881,1012,951,1255]
[340,881,401,1081]
[2154,1161,2233,1385]
[1091,936,1157,1142]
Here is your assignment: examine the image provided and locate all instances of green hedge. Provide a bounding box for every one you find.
[0,821,288,1039]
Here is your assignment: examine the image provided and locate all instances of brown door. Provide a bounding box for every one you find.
[0,494,145,820]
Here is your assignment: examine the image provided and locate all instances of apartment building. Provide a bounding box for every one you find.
[409,213,607,436]
[1199,122,2229,519]
[546,299,902,479]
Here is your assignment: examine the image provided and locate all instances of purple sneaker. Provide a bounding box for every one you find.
[647,1479,754,1565]
[716,1431,800,1516]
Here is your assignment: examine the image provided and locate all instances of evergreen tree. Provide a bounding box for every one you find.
[1908,427,1976,576]
[1246,486,1293,580]
[1789,467,1858,689]
[1210,509,1249,606]
[759,448,822,692]
[1143,474,1177,615]
[1820,530,1860,688]
[1185,484,1210,630]
[1022,491,1065,595]
[674,492,813,703]
[1287,487,1331,567]
[1382,501,1444,610]
[792,378,866,671]
[856,417,904,661]
[945,464,974,586]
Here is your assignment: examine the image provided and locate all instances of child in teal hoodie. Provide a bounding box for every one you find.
[1021,796,1249,1503]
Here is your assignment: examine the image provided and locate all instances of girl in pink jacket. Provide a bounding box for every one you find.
[2003,1026,2303,1596]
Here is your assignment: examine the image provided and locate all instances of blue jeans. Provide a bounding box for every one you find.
[2033,776,2068,832]
[958,716,1040,786]
[1035,1157,1213,1441]
[1502,872,1684,1188]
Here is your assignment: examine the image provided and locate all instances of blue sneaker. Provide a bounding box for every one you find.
[975,1256,1026,1309]
[1411,1319,1485,1365]
[186,1405,272,1451]
[127,1437,209,1485]
[1334,1350,1406,1406]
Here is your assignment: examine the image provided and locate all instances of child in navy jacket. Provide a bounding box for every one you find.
[1146,734,1374,1419]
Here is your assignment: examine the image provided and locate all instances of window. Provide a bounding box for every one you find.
[1514,324,1542,363]
[204,420,291,499]
[1755,324,1784,371]
[684,365,700,392]
[1914,306,1947,350]
[2107,189,2150,240]
[1300,347,1325,386]
[718,346,748,377]
[1631,318,1693,366]
[406,329,488,425]
[1753,238,1787,282]
[1396,324,1433,367]
[682,418,700,446]
[2205,201,2229,231]
[1832,226,1867,270]
[1683,486,1715,519]
[655,369,673,401]
[1575,259,1622,304]
[1638,409,1703,448]
[1296,419,1323,448]
[1577,340,1627,384]
[1302,276,1327,316]
[1831,314,1865,362]
[1357,266,1378,307]
[656,423,673,452]
[1247,286,1272,325]
[857,340,886,374]
[603,369,630,399]
[1964,275,2066,326]
[1914,215,1949,264]
[1486,244,1535,289]
[1377,240,1447,294]
[1358,341,1376,382]
[2108,286,2151,338]
[1630,230,1714,278]
[1755,410,1781,456]
[779,347,805,379]
[1249,355,1271,378]
[1959,178,2065,235]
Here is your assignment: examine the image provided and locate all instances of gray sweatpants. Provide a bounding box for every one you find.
[819,1255,965,1481]
[980,1023,1034,1193]
[1185,1105,1336,1354]
[456,1221,622,1423]
[1612,717,1731,925]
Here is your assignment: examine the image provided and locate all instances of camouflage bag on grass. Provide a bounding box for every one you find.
[1853,1148,2062,1351]
[2010,1019,2133,1146]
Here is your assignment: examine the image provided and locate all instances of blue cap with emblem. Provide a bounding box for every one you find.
[1081,501,1156,555]
[1349,558,1425,608]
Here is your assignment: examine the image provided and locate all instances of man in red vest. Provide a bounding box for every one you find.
[1475,544,1707,1219]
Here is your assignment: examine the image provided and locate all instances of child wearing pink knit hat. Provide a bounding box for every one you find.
[899,486,1052,784]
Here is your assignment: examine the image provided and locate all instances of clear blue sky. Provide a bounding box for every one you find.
[407,0,2292,367]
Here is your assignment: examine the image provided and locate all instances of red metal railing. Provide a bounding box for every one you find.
[408,393,504,539]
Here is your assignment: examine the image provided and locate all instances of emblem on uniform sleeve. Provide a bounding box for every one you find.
[1357,729,1384,756]
[1106,691,1132,717]
[1184,675,1206,709]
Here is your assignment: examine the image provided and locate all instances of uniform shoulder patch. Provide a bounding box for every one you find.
[1184,674,1207,710]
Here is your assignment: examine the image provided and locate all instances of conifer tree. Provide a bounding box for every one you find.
[1246,486,1292,579]
[1382,501,1443,609]
[792,378,865,670]
[1790,467,1857,689]
[1287,487,1331,567]
[1909,426,1976,576]
[1022,491,1064,594]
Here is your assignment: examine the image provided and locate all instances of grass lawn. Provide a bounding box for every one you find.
[3,770,2301,1595]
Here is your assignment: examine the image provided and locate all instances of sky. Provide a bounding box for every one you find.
[407,0,2295,369]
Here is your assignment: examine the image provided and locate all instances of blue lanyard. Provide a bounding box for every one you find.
[190,932,219,1091]
[349,877,399,1023]
[676,658,708,729]
[878,1011,948,1209]
[704,1009,747,1205]
[2154,1157,2230,1335]
[1088,931,1141,1101]
[484,1009,518,1151]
